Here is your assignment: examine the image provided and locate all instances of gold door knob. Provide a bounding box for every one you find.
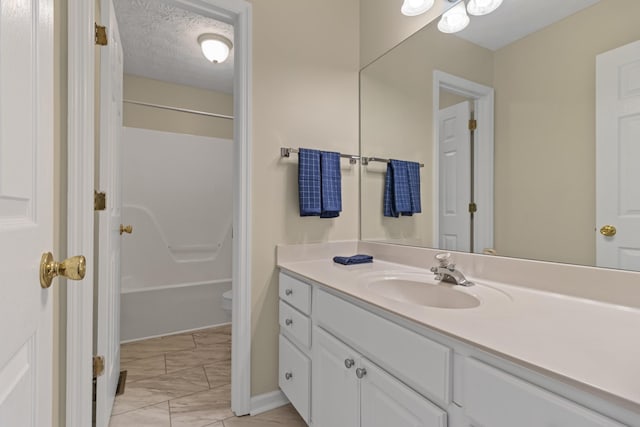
[120,224,133,235]
[600,225,617,237]
[40,252,86,288]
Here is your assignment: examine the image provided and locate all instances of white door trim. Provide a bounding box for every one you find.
[432,70,494,253]
[66,0,96,426]
[66,0,253,424]
[171,1,254,415]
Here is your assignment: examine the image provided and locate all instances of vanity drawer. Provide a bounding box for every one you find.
[279,300,311,349]
[462,358,625,427]
[315,289,451,405]
[279,334,311,424]
[279,272,312,315]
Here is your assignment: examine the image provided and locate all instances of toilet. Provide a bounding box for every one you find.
[222,289,233,312]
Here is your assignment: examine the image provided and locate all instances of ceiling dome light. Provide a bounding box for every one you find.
[437,2,470,34]
[401,0,435,16]
[467,0,503,16]
[198,33,233,64]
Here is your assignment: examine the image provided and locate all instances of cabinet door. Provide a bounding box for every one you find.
[463,358,626,427]
[313,327,360,427]
[279,335,311,424]
[360,360,447,427]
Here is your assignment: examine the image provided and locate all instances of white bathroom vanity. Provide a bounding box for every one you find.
[277,242,640,427]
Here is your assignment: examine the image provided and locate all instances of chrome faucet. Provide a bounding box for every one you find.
[430,253,474,287]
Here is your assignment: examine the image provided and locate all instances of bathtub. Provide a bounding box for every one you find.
[120,278,232,342]
[118,202,233,342]
[120,128,234,342]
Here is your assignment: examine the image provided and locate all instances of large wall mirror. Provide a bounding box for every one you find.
[360,0,640,271]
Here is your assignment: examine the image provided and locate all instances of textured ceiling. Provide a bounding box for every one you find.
[113,0,234,93]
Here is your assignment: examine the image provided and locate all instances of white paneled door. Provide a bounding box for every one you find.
[438,101,471,252]
[596,39,640,271]
[0,0,54,426]
[96,0,124,425]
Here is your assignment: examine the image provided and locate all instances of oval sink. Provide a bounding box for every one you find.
[366,277,480,309]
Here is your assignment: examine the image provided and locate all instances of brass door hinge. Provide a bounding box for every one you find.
[469,202,477,213]
[468,119,477,131]
[95,191,106,211]
[95,24,108,46]
[93,355,105,378]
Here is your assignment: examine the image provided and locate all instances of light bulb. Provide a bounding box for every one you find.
[198,34,233,64]
[467,0,503,16]
[401,0,435,17]
[438,2,470,34]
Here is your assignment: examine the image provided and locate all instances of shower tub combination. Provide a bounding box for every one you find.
[120,127,233,342]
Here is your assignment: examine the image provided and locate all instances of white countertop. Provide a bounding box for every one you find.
[278,257,640,414]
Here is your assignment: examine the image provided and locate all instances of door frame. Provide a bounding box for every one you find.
[432,70,494,253]
[66,0,253,424]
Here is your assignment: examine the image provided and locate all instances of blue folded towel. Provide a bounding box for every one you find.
[299,148,322,216]
[333,254,374,265]
[320,151,342,218]
[298,149,342,218]
[384,159,422,217]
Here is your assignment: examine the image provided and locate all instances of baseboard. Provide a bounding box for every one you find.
[120,322,231,344]
[249,389,289,416]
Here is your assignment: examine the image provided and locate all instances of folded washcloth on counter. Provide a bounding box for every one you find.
[333,254,374,265]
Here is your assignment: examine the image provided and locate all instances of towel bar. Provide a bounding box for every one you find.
[279,147,424,167]
[362,156,424,167]
[280,147,359,165]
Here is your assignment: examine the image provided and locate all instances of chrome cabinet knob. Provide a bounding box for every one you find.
[285,289,293,296]
[285,372,293,380]
[356,368,367,379]
[285,318,293,326]
[344,358,355,369]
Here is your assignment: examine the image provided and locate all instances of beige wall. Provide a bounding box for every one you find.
[360,22,494,247]
[123,75,233,139]
[360,0,460,67]
[360,72,432,245]
[493,0,640,265]
[249,0,360,395]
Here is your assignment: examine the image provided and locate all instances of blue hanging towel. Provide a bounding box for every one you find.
[298,149,342,218]
[391,160,412,215]
[298,148,322,216]
[384,159,422,217]
[407,161,422,214]
[383,163,397,217]
[319,151,342,218]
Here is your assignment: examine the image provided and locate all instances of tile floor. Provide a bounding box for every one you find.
[109,324,306,427]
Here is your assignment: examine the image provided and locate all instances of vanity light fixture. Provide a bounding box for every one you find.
[437,1,470,34]
[401,0,435,16]
[198,33,233,64]
[467,0,503,16]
